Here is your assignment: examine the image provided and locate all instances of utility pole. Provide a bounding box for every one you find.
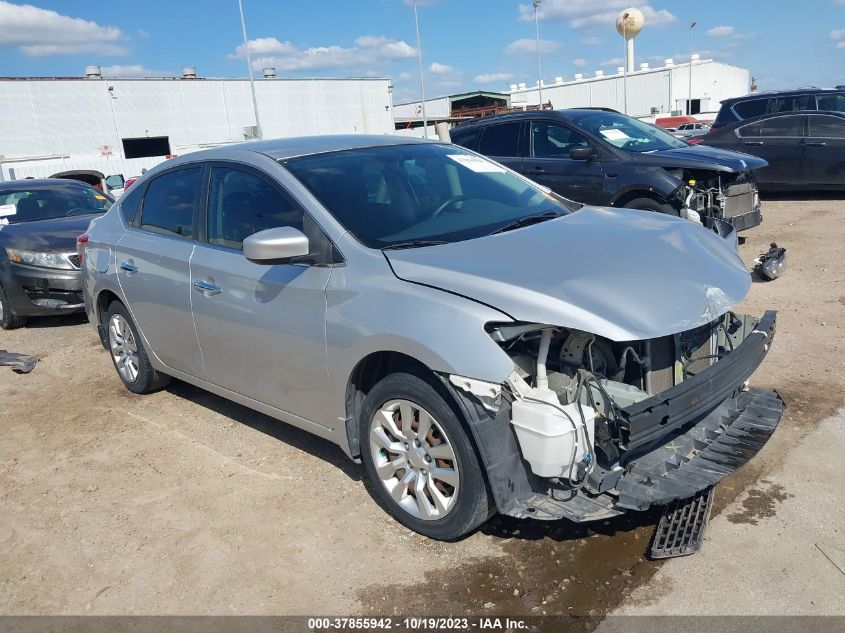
[622,13,628,115]
[533,0,543,108]
[238,0,263,140]
[412,0,428,138]
[688,21,697,115]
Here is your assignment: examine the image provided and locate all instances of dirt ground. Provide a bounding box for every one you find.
[1,196,843,619]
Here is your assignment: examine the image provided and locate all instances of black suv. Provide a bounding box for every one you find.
[712,87,845,130]
[452,109,767,231]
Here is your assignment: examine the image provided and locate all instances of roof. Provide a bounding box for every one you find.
[0,178,97,191]
[721,87,845,104]
[165,135,437,166]
[394,90,508,107]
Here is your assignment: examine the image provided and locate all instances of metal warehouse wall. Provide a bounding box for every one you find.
[392,96,451,120]
[0,77,394,162]
[509,60,750,117]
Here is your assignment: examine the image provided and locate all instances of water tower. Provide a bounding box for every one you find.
[615,8,644,73]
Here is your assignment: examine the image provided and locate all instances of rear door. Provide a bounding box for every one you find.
[802,114,845,187]
[189,162,333,424]
[475,121,524,173]
[737,115,804,187]
[115,165,203,372]
[523,120,606,204]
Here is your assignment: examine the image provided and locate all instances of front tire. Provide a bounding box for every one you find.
[105,302,170,394]
[0,284,26,330]
[622,197,679,216]
[359,372,493,540]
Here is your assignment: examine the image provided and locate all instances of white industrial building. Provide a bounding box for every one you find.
[0,67,394,186]
[508,56,750,118]
[394,57,751,132]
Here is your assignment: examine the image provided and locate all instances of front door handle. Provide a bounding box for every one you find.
[743,141,764,146]
[193,279,223,295]
[119,261,138,273]
[804,141,826,147]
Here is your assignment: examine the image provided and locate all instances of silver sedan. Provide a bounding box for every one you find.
[81,135,781,541]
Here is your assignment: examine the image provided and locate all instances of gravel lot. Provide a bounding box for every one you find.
[1,197,843,619]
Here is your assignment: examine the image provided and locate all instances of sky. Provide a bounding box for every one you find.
[1,0,844,104]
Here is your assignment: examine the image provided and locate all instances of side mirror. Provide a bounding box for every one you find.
[569,147,595,161]
[243,226,310,263]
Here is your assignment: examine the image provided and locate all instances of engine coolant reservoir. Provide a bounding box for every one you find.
[510,395,596,478]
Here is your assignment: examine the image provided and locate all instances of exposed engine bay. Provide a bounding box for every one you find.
[453,311,783,525]
[670,169,761,230]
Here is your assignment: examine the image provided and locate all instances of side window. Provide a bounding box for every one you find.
[477,122,521,157]
[737,121,763,137]
[766,95,814,114]
[734,99,768,120]
[531,122,590,158]
[139,167,201,239]
[816,94,845,113]
[808,115,845,138]
[206,166,304,250]
[761,115,803,137]
[118,181,145,225]
[450,129,479,150]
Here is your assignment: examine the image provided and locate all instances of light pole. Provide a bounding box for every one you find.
[412,0,428,138]
[533,0,543,108]
[238,0,263,140]
[622,12,628,115]
[688,21,697,115]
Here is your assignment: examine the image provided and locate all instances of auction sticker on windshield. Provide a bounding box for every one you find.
[448,154,506,173]
[0,204,17,217]
[599,128,630,142]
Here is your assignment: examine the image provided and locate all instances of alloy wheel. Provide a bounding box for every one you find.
[108,313,140,383]
[369,399,460,520]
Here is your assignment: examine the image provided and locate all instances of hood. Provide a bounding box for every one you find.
[632,144,768,173]
[0,214,99,252]
[384,207,751,342]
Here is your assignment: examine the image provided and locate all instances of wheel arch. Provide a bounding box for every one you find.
[611,187,676,209]
[94,288,124,348]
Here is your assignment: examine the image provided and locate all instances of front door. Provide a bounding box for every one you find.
[189,164,332,424]
[802,114,845,187]
[523,120,606,204]
[115,166,203,372]
[475,121,524,173]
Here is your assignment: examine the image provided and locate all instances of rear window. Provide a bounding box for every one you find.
[477,123,521,157]
[734,99,768,119]
[139,168,201,239]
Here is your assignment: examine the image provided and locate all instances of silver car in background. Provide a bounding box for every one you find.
[81,136,782,541]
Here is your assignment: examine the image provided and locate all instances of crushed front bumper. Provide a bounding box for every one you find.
[450,311,783,523]
[0,262,84,317]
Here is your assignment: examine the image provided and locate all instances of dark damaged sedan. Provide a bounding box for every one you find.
[452,108,768,231]
[0,179,113,329]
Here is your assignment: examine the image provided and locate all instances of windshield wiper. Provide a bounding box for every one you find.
[382,239,449,251]
[489,210,562,235]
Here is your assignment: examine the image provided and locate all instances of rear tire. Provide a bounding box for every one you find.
[105,301,170,394]
[359,372,493,541]
[0,285,26,330]
[622,197,679,216]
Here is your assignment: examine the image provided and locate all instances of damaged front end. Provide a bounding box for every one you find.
[671,169,762,232]
[447,311,783,523]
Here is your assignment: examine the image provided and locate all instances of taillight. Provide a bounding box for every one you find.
[77,234,89,265]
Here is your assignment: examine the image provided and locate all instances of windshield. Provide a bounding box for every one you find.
[572,111,688,153]
[284,143,579,249]
[0,184,113,224]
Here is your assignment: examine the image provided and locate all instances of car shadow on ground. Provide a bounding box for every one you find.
[19,312,88,329]
[481,506,662,543]
[164,378,363,482]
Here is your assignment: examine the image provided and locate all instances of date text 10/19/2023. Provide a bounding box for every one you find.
[308,617,529,631]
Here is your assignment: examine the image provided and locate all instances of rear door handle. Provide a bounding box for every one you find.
[193,279,223,295]
[743,141,764,146]
[119,261,138,273]
[804,141,826,147]
[525,167,546,174]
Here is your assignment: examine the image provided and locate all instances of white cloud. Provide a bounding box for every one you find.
[707,26,735,37]
[600,57,625,67]
[0,0,125,56]
[518,1,675,30]
[397,71,413,81]
[572,57,587,67]
[505,38,560,55]
[474,72,515,83]
[582,36,603,45]
[229,35,416,72]
[100,64,174,78]
[832,29,845,49]
[428,61,454,75]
